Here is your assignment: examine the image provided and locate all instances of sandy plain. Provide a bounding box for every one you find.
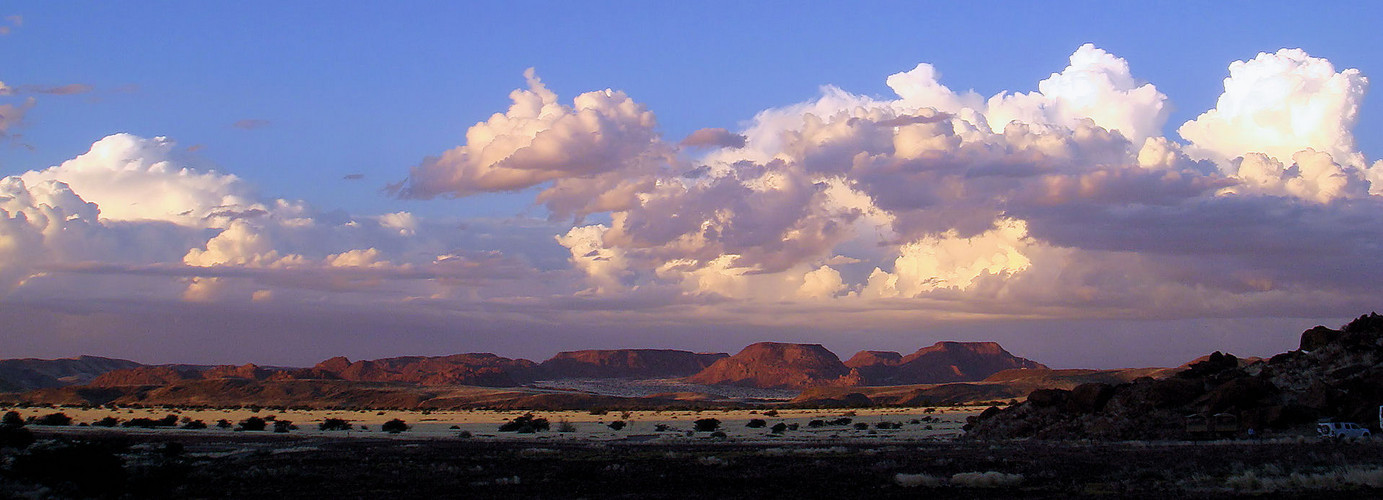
[0,405,981,442]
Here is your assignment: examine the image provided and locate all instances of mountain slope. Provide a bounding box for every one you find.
[0,356,143,391]
[687,342,861,389]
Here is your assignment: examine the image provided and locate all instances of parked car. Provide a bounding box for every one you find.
[1318,421,1371,440]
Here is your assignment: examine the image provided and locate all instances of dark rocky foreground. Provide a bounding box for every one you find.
[4,429,1383,498]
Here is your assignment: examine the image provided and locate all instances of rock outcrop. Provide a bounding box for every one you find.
[966,312,1383,441]
[844,341,1047,385]
[538,349,727,379]
[687,342,861,389]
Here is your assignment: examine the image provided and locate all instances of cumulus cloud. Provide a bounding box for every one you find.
[987,44,1170,145]
[680,127,747,148]
[19,134,274,226]
[394,68,666,217]
[8,43,1383,362]
[1179,48,1369,168]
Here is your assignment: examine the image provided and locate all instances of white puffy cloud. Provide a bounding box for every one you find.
[863,219,1032,298]
[395,68,665,217]
[18,134,277,227]
[1179,48,1369,169]
[986,44,1170,144]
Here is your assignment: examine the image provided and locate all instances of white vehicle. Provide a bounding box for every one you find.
[1318,421,1371,440]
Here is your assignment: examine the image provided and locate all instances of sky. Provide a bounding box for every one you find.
[2,2,1382,369]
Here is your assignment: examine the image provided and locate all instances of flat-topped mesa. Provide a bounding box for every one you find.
[687,342,862,390]
[845,341,1047,385]
[310,353,539,387]
[538,349,728,379]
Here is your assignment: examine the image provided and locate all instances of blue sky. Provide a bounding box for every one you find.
[6,1,1382,217]
[2,2,1382,368]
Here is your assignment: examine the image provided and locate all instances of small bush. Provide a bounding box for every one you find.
[237,416,267,431]
[607,421,626,431]
[498,413,549,433]
[770,422,788,434]
[94,416,120,427]
[807,420,825,428]
[557,420,577,432]
[853,423,869,430]
[762,410,779,417]
[693,418,721,432]
[2,411,25,427]
[319,418,353,431]
[273,420,296,433]
[381,419,409,434]
[181,420,207,430]
[746,419,767,428]
[654,423,671,432]
[216,419,232,429]
[709,431,727,439]
[34,412,73,426]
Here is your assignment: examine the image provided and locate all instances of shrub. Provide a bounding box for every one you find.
[319,418,353,431]
[746,419,767,428]
[693,418,721,432]
[498,413,549,433]
[770,423,788,434]
[381,418,409,434]
[607,420,626,431]
[762,410,779,417]
[273,420,296,433]
[0,425,35,449]
[216,419,232,429]
[853,423,869,430]
[2,411,24,427]
[34,412,72,426]
[828,417,852,426]
[808,420,825,428]
[654,423,671,432]
[557,420,577,432]
[237,416,267,431]
[788,423,800,431]
[94,416,120,427]
[181,420,207,430]
[709,431,727,439]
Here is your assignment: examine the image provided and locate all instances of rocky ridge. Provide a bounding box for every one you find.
[965,312,1383,440]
